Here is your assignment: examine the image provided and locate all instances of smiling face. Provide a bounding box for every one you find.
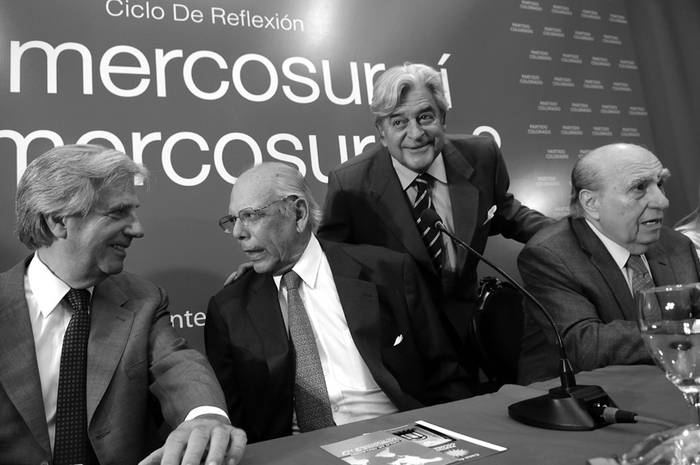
[62,182,144,284]
[228,168,308,276]
[377,86,446,172]
[582,146,670,254]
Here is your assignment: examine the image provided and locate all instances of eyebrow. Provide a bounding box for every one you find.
[626,168,671,189]
[107,202,139,212]
[390,103,437,119]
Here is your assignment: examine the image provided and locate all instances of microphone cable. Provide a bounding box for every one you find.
[600,407,676,428]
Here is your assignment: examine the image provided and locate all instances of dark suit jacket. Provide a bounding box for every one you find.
[319,135,551,347]
[204,240,471,443]
[517,217,700,384]
[0,257,227,465]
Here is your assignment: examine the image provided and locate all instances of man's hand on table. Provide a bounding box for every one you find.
[138,414,247,465]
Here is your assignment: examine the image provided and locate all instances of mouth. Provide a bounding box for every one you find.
[243,248,265,259]
[404,143,431,151]
[640,218,663,227]
[111,243,128,251]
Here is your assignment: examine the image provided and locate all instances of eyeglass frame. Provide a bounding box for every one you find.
[218,195,298,233]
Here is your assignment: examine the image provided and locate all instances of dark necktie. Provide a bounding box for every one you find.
[53,288,95,465]
[627,254,654,296]
[283,271,335,432]
[412,173,444,272]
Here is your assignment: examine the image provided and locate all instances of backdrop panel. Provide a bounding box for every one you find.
[0,0,652,349]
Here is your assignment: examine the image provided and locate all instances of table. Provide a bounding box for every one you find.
[240,365,690,464]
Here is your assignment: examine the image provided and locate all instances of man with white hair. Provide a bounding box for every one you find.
[206,162,470,443]
[319,63,552,377]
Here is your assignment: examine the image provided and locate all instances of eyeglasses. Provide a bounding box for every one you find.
[218,195,297,233]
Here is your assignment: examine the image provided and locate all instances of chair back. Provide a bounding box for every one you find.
[469,276,524,391]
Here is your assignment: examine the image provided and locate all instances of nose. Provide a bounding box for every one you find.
[649,185,669,210]
[125,214,144,238]
[407,119,425,139]
[232,218,249,240]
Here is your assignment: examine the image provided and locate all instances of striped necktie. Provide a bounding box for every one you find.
[412,173,444,272]
[627,254,654,296]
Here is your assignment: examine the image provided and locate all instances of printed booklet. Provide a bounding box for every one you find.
[321,420,506,464]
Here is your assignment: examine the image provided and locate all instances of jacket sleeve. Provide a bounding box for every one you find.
[203,296,243,426]
[147,286,228,427]
[318,169,354,243]
[517,243,651,372]
[488,140,554,243]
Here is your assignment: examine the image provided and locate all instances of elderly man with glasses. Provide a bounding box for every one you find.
[205,162,471,443]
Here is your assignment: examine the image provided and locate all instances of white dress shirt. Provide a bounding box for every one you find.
[24,253,226,450]
[273,235,398,429]
[585,219,651,294]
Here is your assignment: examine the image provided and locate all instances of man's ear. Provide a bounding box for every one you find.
[294,198,310,232]
[579,189,600,220]
[45,214,68,239]
[376,120,388,147]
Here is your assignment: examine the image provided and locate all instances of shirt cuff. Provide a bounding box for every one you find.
[184,406,230,422]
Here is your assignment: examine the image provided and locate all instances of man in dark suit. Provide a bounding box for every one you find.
[205,162,471,443]
[319,63,552,370]
[0,145,246,465]
[518,143,700,383]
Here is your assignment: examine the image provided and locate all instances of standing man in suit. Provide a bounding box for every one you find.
[205,162,471,443]
[517,143,700,383]
[319,63,552,372]
[0,145,246,465]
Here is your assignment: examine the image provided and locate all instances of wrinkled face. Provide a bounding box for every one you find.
[229,175,305,275]
[63,183,144,283]
[589,149,670,254]
[378,86,446,172]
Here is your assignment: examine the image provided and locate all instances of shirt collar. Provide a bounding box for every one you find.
[391,153,447,191]
[26,253,75,318]
[273,234,323,290]
[585,219,632,269]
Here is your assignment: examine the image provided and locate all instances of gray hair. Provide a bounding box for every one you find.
[16,144,148,249]
[241,162,323,232]
[569,152,603,217]
[370,62,448,126]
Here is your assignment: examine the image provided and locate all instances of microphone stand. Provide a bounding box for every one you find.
[421,209,617,430]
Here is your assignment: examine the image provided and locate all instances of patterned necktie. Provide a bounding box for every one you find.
[283,271,335,432]
[412,173,444,272]
[627,254,654,296]
[53,288,95,465]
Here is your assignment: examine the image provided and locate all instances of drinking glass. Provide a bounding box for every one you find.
[623,283,700,464]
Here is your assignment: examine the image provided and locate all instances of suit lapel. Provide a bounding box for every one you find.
[646,241,677,286]
[321,243,382,368]
[443,139,478,246]
[571,218,635,319]
[86,277,135,422]
[245,275,292,377]
[321,241,406,397]
[0,259,52,455]
[368,147,434,273]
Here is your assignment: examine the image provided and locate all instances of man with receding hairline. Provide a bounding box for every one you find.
[206,162,470,443]
[517,143,700,383]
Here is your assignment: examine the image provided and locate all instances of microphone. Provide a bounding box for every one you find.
[418,208,618,431]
